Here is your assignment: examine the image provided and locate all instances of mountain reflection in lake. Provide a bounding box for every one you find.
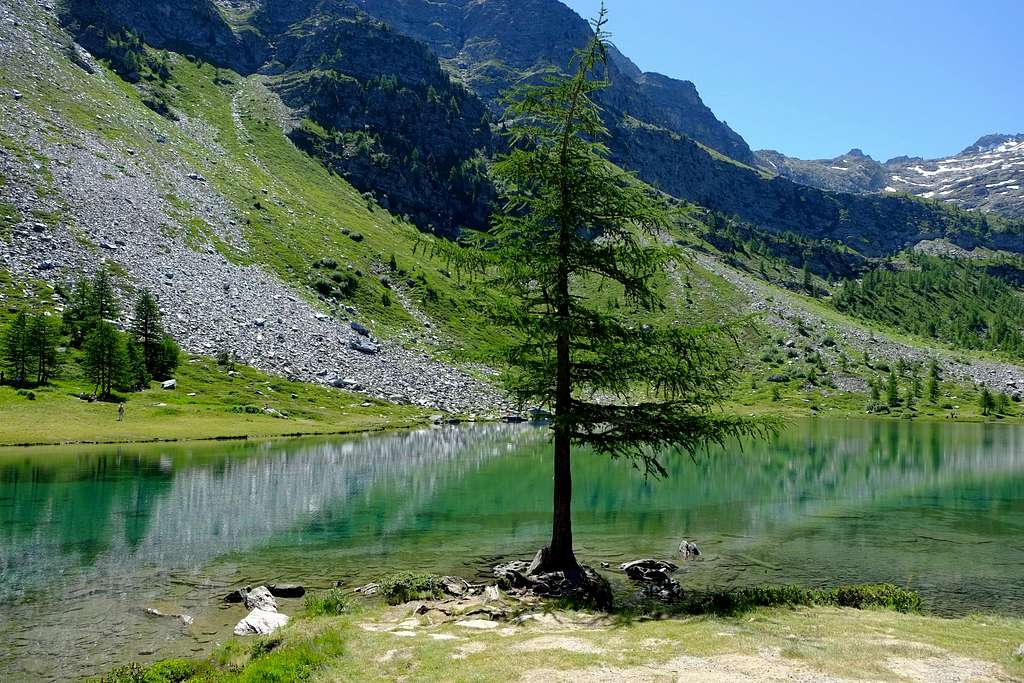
[1,419,1023,680]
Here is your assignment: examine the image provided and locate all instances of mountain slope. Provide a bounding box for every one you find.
[758,134,1024,218]
[1,0,504,413]
[57,0,1024,258]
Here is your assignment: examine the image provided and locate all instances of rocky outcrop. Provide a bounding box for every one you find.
[62,0,268,72]
[353,0,755,165]
[756,148,889,194]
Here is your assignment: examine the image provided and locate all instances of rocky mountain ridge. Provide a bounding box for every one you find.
[757,134,1024,218]
[56,0,1024,257]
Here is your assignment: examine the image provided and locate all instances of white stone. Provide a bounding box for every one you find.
[455,619,498,630]
[234,608,289,636]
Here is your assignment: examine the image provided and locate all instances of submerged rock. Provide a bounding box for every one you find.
[223,586,251,603]
[233,608,289,636]
[678,540,701,559]
[268,583,306,598]
[144,607,193,626]
[620,559,679,581]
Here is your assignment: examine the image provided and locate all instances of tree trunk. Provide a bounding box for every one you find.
[548,418,576,569]
[545,176,578,574]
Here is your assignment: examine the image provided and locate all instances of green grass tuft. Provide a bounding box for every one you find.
[303,589,348,616]
[377,572,447,605]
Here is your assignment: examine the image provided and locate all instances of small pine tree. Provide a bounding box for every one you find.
[2,311,31,384]
[131,290,164,378]
[90,266,120,323]
[62,278,94,347]
[869,377,880,402]
[904,384,915,411]
[126,338,150,390]
[83,321,128,399]
[994,392,1010,416]
[927,359,941,403]
[911,371,922,399]
[27,314,59,385]
[154,335,180,380]
[979,386,995,416]
[886,369,900,407]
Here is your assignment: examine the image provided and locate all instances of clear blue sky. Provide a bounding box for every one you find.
[561,0,1024,161]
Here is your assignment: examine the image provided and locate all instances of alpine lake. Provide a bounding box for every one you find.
[2,418,1023,680]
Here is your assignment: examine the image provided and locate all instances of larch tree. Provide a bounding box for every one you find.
[420,8,775,576]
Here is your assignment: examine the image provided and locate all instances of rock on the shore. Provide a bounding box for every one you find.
[620,559,682,600]
[243,585,278,612]
[233,608,289,636]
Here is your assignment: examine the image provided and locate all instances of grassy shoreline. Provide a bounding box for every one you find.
[0,353,429,448]
[4,378,1020,449]
[91,589,1024,682]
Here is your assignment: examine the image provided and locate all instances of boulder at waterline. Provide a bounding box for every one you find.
[233,608,289,636]
[243,586,278,612]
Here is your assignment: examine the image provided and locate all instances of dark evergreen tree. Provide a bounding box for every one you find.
[131,290,164,377]
[2,310,31,384]
[154,335,180,379]
[62,278,95,347]
[979,386,995,416]
[27,314,59,385]
[927,359,941,403]
[886,369,900,407]
[83,321,128,399]
[90,266,120,323]
[869,376,880,402]
[126,338,150,390]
